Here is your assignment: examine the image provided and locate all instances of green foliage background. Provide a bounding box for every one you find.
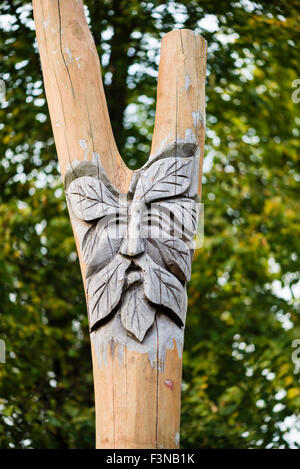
[0,0,300,449]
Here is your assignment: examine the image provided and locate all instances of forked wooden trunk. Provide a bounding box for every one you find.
[33,0,206,449]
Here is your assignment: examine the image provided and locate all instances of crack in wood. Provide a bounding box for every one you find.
[57,0,76,98]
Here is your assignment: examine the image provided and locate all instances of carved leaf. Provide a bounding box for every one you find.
[147,236,192,282]
[157,198,199,238]
[135,255,187,326]
[87,255,131,331]
[134,157,196,204]
[82,214,127,275]
[120,285,156,342]
[144,198,199,241]
[67,175,122,221]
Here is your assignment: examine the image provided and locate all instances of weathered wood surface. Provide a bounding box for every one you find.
[33,0,206,449]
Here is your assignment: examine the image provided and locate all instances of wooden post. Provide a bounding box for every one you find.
[33,0,206,449]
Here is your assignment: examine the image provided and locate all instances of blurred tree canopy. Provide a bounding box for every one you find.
[0,0,300,449]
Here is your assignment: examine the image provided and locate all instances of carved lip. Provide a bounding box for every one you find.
[124,264,143,290]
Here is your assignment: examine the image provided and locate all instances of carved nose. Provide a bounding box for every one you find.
[120,236,145,257]
[120,201,145,257]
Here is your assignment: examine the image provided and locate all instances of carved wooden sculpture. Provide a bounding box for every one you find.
[33,0,206,449]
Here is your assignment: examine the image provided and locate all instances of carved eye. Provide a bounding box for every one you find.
[141,199,198,241]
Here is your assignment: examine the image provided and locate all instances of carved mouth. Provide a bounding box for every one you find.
[124,262,143,290]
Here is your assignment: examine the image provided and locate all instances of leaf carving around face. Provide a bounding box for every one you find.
[120,284,156,342]
[142,198,199,246]
[87,255,131,332]
[66,150,199,342]
[135,255,187,327]
[67,176,125,222]
[134,157,197,204]
[146,236,192,282]
[82,214,127,276]
[154,198,200,240]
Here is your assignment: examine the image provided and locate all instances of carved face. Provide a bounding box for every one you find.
[66,143,199,342]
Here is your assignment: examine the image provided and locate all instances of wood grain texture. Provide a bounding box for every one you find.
[151,30,207,198]
[33,0,206,449]
[32,0,130,189]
